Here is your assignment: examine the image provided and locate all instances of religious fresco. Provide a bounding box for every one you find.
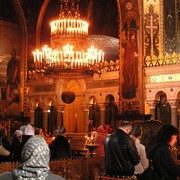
[164,0,176,53]
[119,0,144,115]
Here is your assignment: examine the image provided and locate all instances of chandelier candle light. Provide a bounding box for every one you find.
[32,0,105,78]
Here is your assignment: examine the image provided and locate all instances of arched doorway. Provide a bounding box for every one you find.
[88,96,100,129]
[62,80,84,133]
[105,94,118,128]
[155,91,171,125]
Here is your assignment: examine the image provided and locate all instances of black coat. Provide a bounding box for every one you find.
[144,140,180,180]
[50,135,71,160]
[104,129,140,176]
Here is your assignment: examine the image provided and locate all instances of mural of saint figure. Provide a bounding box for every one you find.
[6,49,20,90]
[156,93,171,125]
[122,29,138,99]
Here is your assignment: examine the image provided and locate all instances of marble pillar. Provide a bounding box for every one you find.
[146,100,158,120]
[82,105,91,133]
[99,103,107,125]
[169,100,178,128]
[56,105,65,128]
[42,105,49,129]
[29,106,35,125]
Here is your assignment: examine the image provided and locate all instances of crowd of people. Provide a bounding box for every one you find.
[0,124,71,164]
[0,121,180,180]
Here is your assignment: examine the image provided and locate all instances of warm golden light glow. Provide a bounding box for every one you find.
[51,19,89,35]
[32,0,105,77]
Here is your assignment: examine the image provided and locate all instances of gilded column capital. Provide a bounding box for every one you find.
[98,103,108,111]
[146,100,158,108]
[168,100,178,108]
[82,104,91,111]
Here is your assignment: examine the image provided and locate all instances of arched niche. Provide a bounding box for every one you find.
[105,94,118,127]
[155,91,171,125]
[88,96,100,128]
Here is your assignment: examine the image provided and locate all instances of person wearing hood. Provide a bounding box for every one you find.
[94,125,107,157]
[142,124,180,180]
[0,135,65,180]
[11,130,23,162]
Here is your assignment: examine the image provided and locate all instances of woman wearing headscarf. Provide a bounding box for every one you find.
[94,125,107,157]
[142,124,180,180]
[11,130,23,162]
[0,135,64,180]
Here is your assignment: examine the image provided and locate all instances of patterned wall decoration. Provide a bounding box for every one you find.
[143,0,164,58]
[144,4,159,57]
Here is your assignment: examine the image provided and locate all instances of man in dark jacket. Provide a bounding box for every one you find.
[105,121,140,176]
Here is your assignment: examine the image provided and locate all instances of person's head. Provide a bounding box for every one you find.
[24,124,35,136]
[157,124,179,147]
[119,121,132,135]
[131,125,142,140]
[97,125,107,135]
[35,128,42,135]
[13,135,50,179]
[14,130,23,142]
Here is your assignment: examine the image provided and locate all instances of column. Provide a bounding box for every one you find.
[42,105,49,129]
[29,106,35,125]
[56,105,65,128]
[82,105,91,133]
[98,103,107,125]
[169,100,178,128]
[146,100,158,120]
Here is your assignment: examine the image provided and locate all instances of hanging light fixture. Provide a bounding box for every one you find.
[32,0,105,78]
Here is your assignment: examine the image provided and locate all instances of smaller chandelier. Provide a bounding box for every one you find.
[32,0,105,78]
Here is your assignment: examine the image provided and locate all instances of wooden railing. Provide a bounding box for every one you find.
[0,157,105,180]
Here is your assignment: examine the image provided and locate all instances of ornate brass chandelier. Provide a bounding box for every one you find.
[32,0,105,78]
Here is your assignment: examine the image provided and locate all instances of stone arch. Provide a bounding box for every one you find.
[154,90,167,101]
[154,90,171,125]
[105,94,115,103]
[88,95,97,104]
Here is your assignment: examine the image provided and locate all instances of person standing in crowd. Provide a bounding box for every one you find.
[50,126,71,160]
[142,124,180,180]
[11,130,23,162]
[104,121,140,176]
[0,135,65,179]
[94,125,107,157]
[21,124,34,147]
[131,126,149,179]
